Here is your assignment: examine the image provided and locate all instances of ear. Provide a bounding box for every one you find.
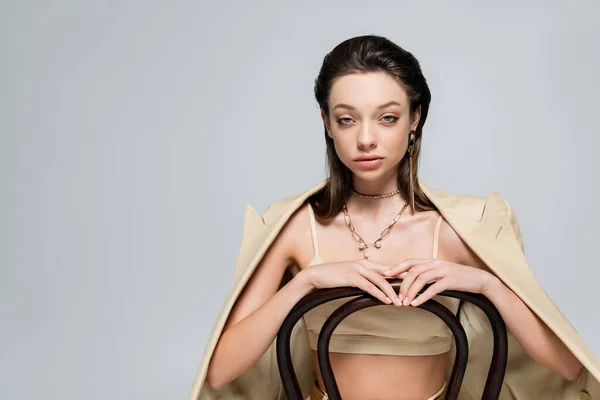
[320,108,332,138]
[411,105,422,131]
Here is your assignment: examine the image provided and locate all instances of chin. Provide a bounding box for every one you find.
[350,168,390,180]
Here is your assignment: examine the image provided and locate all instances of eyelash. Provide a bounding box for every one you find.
[336,115,399,126]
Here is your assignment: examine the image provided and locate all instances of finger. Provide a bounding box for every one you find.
[410,280,448,306]
[403,268,445,306]
[353,276,393,305]
[359,268,401,306]
[359,259,394,275]
[384,257,434,277]
[398,262,439,300]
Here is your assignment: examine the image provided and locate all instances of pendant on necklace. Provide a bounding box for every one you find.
[362,244,370,259]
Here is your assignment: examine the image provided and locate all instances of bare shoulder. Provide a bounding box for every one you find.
[273,201,315,273]
[437,214,491,273]
[247,200,313,275]
[222,202,309,330]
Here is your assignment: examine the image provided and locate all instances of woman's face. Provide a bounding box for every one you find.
[322,71,420,186]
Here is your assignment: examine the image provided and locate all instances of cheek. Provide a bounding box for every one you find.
[330,132,352,156]
[333,142,353,165]
[330,136,357,169]
[384,130,409,154]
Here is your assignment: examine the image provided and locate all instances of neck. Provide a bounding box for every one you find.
[346,194,409,219]
[351,173,398,197]
[347,175,410,218]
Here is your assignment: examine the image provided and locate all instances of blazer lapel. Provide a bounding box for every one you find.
[418,182,531,294]
[230,204,268,285]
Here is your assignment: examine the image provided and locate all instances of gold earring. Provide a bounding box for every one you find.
[407,130,416,213]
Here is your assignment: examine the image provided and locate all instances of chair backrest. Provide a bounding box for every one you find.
[276,280,508,400]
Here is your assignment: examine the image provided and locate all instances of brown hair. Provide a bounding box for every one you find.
[310,34,436,218]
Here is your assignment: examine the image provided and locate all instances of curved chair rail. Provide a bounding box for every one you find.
[276,279,508,400]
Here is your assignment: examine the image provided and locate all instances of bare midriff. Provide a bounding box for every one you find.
[311,349,448,400]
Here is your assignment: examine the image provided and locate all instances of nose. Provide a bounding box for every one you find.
[357,124,377,149]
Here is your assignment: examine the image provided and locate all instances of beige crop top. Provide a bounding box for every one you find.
[302,202,460,356]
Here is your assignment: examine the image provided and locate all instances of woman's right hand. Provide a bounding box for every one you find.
[299,259,402,306]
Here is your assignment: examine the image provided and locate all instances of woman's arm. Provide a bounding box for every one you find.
[485,200,582,380]
[482,273,583,380]
[206,211,312,391]
[207,272,313,390]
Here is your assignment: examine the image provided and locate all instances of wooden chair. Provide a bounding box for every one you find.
[276,280,508,400]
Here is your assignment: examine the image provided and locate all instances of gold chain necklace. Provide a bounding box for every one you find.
[351,188,401,199]
[342,201,409,259]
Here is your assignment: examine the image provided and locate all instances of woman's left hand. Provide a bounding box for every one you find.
[383,258,499,307]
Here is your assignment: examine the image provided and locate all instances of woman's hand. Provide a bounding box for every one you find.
[383,258,499,307]
[300,259,402,306]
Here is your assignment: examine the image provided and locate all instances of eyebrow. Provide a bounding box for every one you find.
[333,101,402,111]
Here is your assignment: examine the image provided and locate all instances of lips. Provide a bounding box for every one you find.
[354,155,383,161]
[353,158,384,169]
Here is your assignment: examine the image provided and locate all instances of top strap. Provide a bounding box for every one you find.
[432,214,443,259]
[307,202,320,257]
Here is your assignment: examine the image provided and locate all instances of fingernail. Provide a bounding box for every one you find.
[384,269,391,275]
[411,299,419,306]
[385,297,392,304]
[393,297,401,306]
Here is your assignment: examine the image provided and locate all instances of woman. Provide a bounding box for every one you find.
[190,35,600,399]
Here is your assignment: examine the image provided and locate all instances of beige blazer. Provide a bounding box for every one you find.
[189,178,600,400]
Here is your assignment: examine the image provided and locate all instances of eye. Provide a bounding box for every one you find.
[382,115,399,123]
[336,117,353,126]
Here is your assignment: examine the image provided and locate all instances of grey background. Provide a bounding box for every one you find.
[1,1,598,399]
